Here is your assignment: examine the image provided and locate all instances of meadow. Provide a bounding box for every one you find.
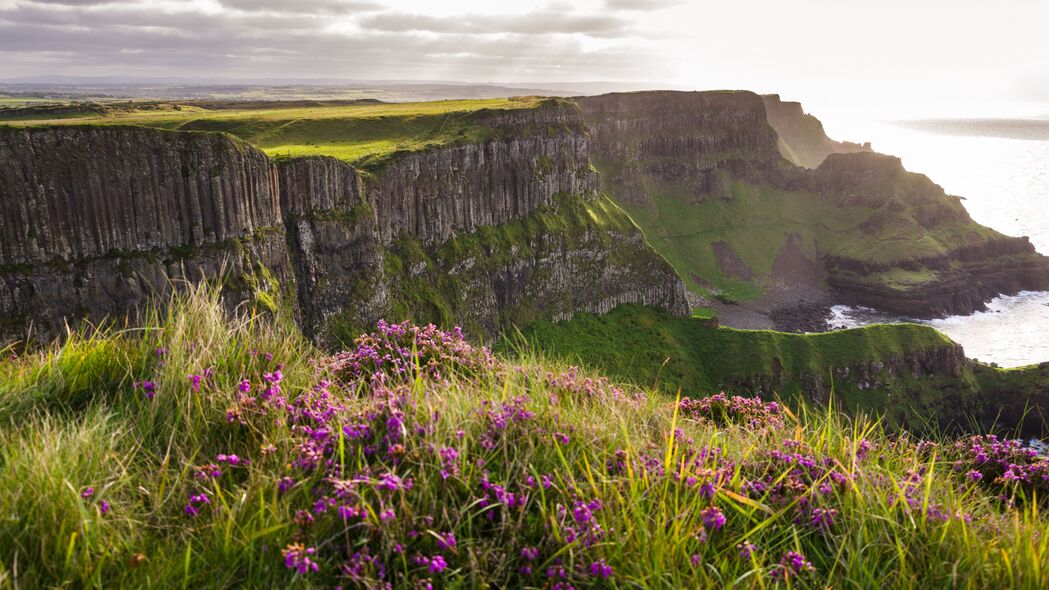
[0,97,546,171]
[1,287,1047,588]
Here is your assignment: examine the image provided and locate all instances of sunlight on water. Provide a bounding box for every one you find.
[817,105,1049,367]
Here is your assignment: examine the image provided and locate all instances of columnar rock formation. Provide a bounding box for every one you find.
[0,126,295,339]
[367,104,597,245]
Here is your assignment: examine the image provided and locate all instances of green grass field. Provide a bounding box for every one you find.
[0,97,64,107]
[0,97,547,171]
[1,288,1047,588]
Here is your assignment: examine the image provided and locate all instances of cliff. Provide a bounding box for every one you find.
[365,104,597,245]
[810,153,1049,317]
[0,103,688,345]
[580,91,781,208]
[761,94,871,168]
[580,91,1049,320]
[3,90,1047,343]
[0,126,295,339]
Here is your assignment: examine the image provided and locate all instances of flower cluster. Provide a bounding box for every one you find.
[328,320,496,386]
[948,435,1049,498]
[678,393,783,428]
[157,320,1049,587]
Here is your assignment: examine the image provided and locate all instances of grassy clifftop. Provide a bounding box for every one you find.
[1,288,1048,588]
[0,97,550,171]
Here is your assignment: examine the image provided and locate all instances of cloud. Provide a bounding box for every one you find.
[217,0,381,15]
[0,0,661,81]
[24,0,128,5]
[358,11,632,37]
[604,0,682,11]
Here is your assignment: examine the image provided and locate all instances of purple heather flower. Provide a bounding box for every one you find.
[184,492,210,517]
[737,541,756,559]
[99,500,110,515]
[774,551,815,578]
[436,532,456,551]
[380,509,396,522]
[376,472,412,491]
[81,487,95,499]
[967,470,983,482]
[857,439,872,461]
[137,381,156,399]
[588,560,613,579]
[521,547,539,561]
[701,506,726,530]
[238,379,251,393]
[690,553,703,567]
[277,477,295,494]
[188,374,203,392]
[428,555,448,574]
[810,507,838,530]
[282,544,319,575]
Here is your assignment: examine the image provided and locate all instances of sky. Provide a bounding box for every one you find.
[2,0,1049,114]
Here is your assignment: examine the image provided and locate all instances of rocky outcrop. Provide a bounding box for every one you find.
[384,194,690,337]
[729,340,968,399]
[811,153,1049,317]
[761,94,871,168]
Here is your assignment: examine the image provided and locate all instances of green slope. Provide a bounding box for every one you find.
[510,305,1004,429]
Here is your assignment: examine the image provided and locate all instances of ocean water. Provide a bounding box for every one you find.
[818,105,1049,367]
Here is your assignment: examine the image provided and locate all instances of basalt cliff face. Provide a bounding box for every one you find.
[579,91,1049,320]
[0,126,295,338]
[0,102,688,345]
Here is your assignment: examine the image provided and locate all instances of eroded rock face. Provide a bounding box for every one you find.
[278,157,386,343]
[0,126,282,264]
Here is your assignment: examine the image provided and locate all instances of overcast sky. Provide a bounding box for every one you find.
[2,0,1048,109]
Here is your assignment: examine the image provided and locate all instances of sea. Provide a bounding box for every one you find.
[817,102,1049,368]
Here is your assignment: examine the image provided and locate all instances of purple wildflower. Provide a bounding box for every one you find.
[428,555,448,574]
[282,544,319,575]
[588,560,613,579]
[701,506,726,530]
